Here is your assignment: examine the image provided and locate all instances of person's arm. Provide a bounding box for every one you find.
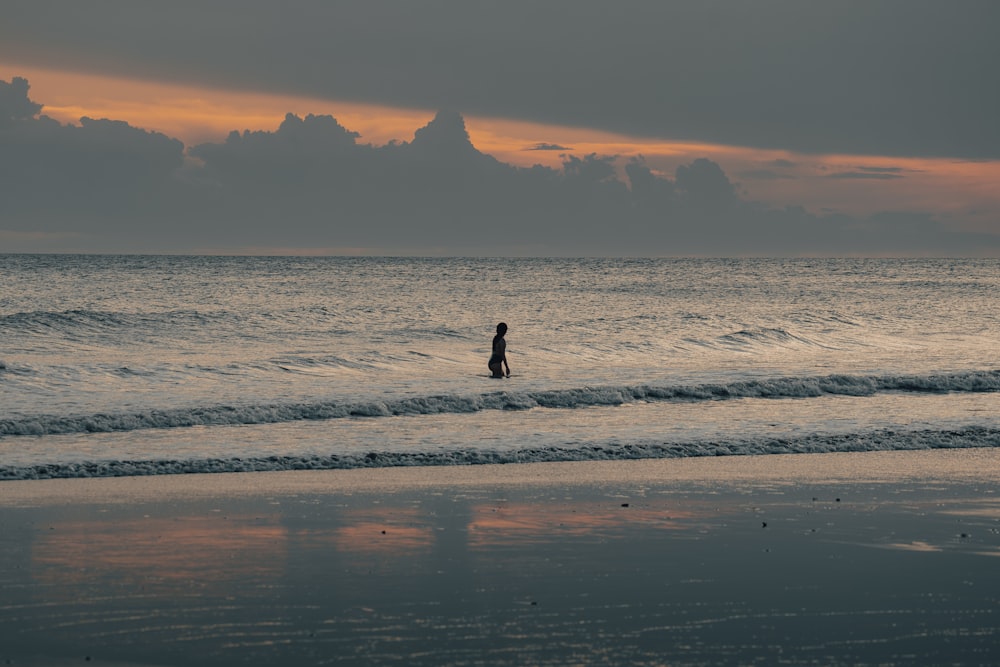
[503,347,510,377]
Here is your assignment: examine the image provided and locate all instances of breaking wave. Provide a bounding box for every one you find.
[2,426,998,480]
[3,370,998,438]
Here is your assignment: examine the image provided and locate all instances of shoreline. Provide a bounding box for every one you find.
[3,449,999,665]
[2,447,998,505]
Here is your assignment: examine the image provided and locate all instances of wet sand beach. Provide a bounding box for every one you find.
[2,449,999,666]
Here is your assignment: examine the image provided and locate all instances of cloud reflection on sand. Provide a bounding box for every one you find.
[6,453,1000,665]
[30,515,289,595]
[467,502,697,548]
[326,508,436,556]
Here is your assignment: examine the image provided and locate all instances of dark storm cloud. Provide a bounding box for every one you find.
[0,77,184,239]
[0,77,41,121]
[2,0,998,159]
[2,76,997,256]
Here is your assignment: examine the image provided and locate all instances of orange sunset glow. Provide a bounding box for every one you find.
[467,501,699,550]
[4,4,1000,664]
[6,62,726,169]
[326,507,436,557]
[30,515,289,594]
[8,62,999,233]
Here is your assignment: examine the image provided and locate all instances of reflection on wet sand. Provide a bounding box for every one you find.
[467,501,697,548]
[4,456,1000,666]
[29,507,444,592]
[938,496,1000,519]
[325,507,436,556]
[31,515,289,594]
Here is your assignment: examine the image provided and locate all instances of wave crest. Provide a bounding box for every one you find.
[2,370,998,438]
[2,426,997,480]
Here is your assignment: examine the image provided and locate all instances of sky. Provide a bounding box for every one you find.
[1,0,998,256]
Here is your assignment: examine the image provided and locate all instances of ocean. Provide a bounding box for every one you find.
[1,255,998,480]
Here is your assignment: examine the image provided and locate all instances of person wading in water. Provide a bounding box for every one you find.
[489,322,510,378]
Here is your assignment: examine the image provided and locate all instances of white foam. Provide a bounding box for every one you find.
[2,425,997,481]
[2,369,998,438]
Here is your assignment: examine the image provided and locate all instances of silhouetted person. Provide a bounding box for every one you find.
[489,322,510,378]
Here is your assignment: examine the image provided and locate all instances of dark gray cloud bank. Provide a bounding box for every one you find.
[1,76,997,256]
[2,0,998,160]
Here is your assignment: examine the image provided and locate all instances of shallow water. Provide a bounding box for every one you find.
[1,255,998,478]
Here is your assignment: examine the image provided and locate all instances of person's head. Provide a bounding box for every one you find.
[496,322,508,336]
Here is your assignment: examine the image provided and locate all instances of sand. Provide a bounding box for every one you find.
[1,449,999,666]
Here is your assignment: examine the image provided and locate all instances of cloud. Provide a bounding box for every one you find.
[827,171,905,180]
[525,143,573,151]
[738,158,798,180]
[827,165,921,180]
[675,158,738,205]
[0,76,42,122]
[857,166,906,174]
[738,169,795,181]
[2,76,997,256]
[0,77,184,242]
[2,1,998,159]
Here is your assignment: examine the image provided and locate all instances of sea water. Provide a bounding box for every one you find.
[1,255,998,479]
